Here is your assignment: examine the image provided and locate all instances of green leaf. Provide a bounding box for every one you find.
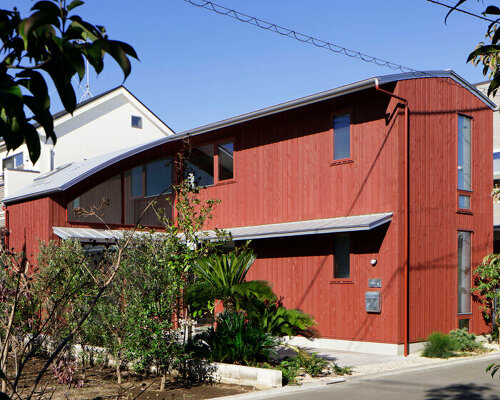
[67,0,85,12]
[484,6,500,15]
[23,122,41,163]
[445,0,467,24]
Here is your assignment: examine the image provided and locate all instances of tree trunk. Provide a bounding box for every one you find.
[116,337,122,384]
[160,373,166,391]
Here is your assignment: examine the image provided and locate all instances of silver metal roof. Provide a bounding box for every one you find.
[52,212,393,243]
[5,70,494,205]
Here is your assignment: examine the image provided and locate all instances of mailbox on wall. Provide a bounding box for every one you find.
[365,292,381,313]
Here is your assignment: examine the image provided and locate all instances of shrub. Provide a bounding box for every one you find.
[422,332,458,358]
[449,328,482,351]
[332,363,353,376]
[196,311,277,365]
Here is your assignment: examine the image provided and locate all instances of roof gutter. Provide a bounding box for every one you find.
[374,79,410,357]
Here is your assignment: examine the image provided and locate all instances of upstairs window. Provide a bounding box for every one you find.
[2,153,23,170]
[131,115,143,129]
[185,145,214,187]
[458,115,471,191]
[333,114,350,160]
[184,141,235,187]
[146,158,173,197]
[218,142,234,181]
[130,158,173,198]
[334,234,350,279]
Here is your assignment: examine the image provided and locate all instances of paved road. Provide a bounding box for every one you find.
[258,356,500,400]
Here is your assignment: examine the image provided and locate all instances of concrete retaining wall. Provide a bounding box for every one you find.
[213,362,282,388]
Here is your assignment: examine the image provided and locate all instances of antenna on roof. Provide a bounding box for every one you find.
[73,39,93,103]
[79,59,93,102]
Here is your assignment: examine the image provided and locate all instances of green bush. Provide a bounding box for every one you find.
[196,311,277,365]
[422,332,458,358]
[449,328,482,351]
[332,363,353,376]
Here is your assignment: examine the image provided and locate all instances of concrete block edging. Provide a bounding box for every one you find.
[213,362,282,388]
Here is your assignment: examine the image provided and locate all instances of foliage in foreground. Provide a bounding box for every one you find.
[422,332,458,358]
[0,0,137,162]
[449,328,482,352]
[473,253,500,327]
[195,311,278,365]
[422,329,483,359]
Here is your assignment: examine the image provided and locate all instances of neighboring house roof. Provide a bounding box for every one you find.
[4,70,494,205]
[52,212,393,243]
[0,86,174,151]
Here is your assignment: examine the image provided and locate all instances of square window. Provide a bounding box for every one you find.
[458,319,470,330]
[459,195,471,210]
[333,114,350,160]
[334,234,350,279]
[131,115,143,129]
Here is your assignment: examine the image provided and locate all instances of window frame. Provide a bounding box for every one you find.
[457,113,473,193]
[144,157,173,198]
[330,110,354,166]
[2,152,24,170]
[185,138,236,187]
[330,233,353,284]
[457,230,473,316]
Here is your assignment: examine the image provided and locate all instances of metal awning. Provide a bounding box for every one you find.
[52,212,392,243]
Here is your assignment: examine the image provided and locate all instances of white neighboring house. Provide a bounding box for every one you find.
[0,86,174,226]
[475,81,500,250]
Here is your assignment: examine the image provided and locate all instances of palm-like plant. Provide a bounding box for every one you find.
[186,249,274,312]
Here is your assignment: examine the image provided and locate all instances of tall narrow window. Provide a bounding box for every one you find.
[218,142,234,181]
[334,234,350,279]
[184,145,214,187]
[458,231,472,314]
[131,166,143,197]
[458,115,471,191]
[145,158,172,197]
[333,114,350,160]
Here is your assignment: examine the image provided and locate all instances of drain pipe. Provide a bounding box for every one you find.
[374,79,410,356]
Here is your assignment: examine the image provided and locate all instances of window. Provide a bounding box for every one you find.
[130,158,173,198]
[73,197,80,209]
[458,115,471,191]
[146,158,172,197]
[458,231,472,314]
[184,145,215,187]
[333,114,350,160]
[494,151,500,175]
[131,166,143,197]
[2,153,23,170]
[458,195,471,210]
[334,234,350,279]
[218,142,234,181]
[131,115,142,129]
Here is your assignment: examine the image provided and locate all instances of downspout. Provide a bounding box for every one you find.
[374,80,410,356]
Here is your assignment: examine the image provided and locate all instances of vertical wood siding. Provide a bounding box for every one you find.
[6,77,493,344]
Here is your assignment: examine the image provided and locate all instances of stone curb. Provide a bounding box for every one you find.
[210,378,345,400]
[211,351,500,400]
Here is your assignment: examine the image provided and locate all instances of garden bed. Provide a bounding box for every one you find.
[14,357,255,400]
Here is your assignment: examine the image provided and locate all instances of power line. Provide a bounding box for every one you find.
[182,0,422,75]
[425,0,495,23]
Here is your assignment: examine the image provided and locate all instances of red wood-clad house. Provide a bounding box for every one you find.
[3,71,496,355]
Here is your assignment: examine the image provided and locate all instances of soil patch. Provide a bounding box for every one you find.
[11,357,255,400]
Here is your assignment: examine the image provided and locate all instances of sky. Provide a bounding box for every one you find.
[4,0,496,133]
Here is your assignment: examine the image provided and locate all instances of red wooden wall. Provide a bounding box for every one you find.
[5,76,493,345]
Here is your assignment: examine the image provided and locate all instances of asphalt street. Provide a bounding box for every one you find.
[252,356,500,400]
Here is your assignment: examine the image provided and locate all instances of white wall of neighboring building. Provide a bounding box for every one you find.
[476,82,500,178]
[0,86,173,226]
[4,169,40,198]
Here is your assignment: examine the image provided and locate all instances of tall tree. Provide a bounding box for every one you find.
[448,1,500,95]
[0,0,137,162]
